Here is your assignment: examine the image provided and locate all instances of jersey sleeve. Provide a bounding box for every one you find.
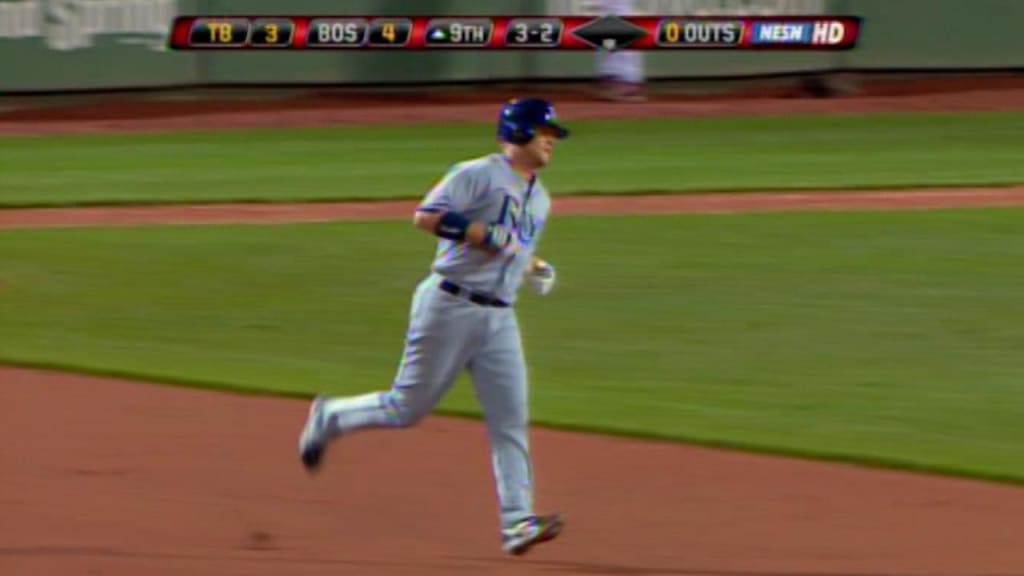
[417,162,483,214]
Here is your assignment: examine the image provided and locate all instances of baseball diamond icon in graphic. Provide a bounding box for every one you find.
[572,15,647,50]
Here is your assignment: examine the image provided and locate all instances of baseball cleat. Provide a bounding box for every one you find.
[501,513,564,556]
[298,395,328,472]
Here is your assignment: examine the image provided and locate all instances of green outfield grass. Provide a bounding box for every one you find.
[2,210,1023,482]
[1,112,1023,207]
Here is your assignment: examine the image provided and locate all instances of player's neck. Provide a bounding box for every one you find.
[502,153,536,182]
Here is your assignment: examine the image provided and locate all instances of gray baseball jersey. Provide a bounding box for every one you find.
[315,151,551,534]
[418,152,551,305]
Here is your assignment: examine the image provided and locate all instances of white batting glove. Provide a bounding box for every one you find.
[527,259,556,296]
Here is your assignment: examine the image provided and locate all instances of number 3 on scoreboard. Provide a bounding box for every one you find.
[515,22,528,43]
[250,18,294,48]
[264,23,278,43]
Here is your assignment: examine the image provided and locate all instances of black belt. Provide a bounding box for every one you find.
[439,279,509,308]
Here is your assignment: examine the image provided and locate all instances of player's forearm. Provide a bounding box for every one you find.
[414,210,500,250]
[463,222,492,248]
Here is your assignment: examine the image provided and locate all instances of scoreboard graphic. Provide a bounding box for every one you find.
[168,15,861,50]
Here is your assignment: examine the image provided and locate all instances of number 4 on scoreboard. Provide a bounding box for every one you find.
[368,18,412,47]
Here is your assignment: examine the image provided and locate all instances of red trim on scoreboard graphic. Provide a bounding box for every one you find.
[292,17,309,48]
[167,15,862,51]
[168,16,192,49]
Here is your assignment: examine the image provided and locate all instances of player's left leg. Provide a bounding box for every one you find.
[298,274,482,471]
[468,309,563,554]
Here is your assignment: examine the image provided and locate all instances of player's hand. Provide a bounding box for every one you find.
[483,223,520,256]
[527,259,556,296]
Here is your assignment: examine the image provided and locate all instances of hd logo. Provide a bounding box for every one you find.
[0,0,178,51]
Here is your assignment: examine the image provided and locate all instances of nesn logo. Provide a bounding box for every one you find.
[751,22,809,43]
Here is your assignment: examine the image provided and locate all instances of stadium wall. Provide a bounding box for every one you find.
[0,0,1020,93]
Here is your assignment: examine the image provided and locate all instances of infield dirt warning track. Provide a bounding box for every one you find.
[2,81,1024,575]
[2,187,1024,229]
[3,365,1024,576]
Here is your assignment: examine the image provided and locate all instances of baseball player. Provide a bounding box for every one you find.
[594,0,646,101]
[298,97,567,556]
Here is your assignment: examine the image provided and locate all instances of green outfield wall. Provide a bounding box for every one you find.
[1,0,1021,93]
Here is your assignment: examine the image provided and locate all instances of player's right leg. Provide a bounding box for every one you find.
[467,309,563,554]
[298,275,482,470]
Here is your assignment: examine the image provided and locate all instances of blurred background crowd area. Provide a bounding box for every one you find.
[0,0,1021,119]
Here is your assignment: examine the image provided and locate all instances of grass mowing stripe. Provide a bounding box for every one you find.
[1,209,1023,484]
[2,112,1023,207]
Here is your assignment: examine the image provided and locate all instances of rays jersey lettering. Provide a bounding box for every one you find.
[496,192,541,244]
[418,153,551,304]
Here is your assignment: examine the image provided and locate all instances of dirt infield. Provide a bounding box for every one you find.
[4,81,1024,575]
[3,187,1024,229]
[2,74,1024,136]
[4,365,1024,576]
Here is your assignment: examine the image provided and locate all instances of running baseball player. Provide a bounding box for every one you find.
[298,97,567,556]
[593,0,646,101]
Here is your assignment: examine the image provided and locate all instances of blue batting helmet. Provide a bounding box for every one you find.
[496,98,570,145]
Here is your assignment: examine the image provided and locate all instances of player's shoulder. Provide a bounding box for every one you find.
[446,154,501,177]
[442,154,510,192]
[428,155,485,191]
[429,155,489,192]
